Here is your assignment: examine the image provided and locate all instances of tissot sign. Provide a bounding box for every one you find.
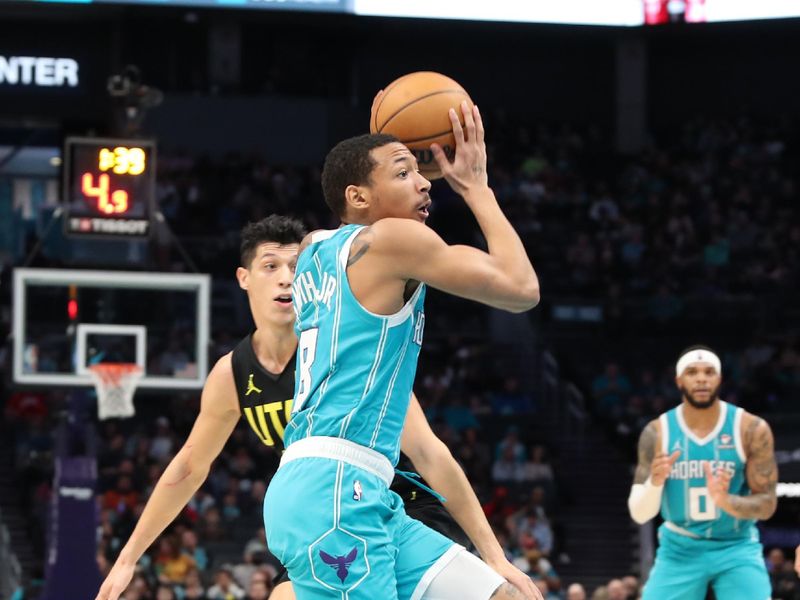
[0,55,79,88]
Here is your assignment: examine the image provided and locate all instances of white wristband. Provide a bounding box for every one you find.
[628,477,664,525]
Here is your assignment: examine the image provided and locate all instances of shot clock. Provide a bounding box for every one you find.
[63,137,156,238]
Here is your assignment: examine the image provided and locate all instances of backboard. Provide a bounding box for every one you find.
[13,268,210,389]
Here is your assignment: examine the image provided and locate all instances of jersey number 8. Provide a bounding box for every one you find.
[293,328,319,415]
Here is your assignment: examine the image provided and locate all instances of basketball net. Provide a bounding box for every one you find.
[88,363,143,420]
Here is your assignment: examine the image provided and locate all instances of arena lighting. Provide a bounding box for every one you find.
[776,483,800,498]
[703,0,800,22]
[353,0,644,25]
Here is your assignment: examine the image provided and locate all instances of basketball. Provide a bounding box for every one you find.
[370,71,474,179]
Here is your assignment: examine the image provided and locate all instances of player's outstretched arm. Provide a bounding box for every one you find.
[705,413,777,520]
[367,215,539,313]
[400,395,541,600]
[628,420,679,524]
[95,354,241,600]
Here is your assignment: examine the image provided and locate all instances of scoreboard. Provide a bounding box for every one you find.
[63,137,155,238]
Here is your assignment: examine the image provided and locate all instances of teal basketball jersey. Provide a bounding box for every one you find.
[659,401,756,541]
[285,225,426,465]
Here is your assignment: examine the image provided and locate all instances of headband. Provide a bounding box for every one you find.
[676,349,721,377]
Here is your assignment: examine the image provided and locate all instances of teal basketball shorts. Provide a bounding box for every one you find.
[643,525,771,600]
[263,437,458,600]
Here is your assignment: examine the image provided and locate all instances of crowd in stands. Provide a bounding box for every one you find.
[2,112,800,598]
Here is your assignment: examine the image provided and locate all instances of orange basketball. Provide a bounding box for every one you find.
[370,71,473,179]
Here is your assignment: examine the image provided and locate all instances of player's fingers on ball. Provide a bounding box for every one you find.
[461,100,476,142]
[448,108,465,146]
[430,144,451,171]
[473,105,485,144]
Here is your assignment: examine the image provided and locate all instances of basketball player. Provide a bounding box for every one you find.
[96,215,531,600]
[264,102,541,600]
[628,345,778,600]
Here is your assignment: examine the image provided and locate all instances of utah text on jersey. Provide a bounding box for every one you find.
[243,391,294,446]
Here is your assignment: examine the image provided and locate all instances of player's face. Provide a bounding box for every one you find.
[364,143,432,223]
[676,363,722,409]
[237,242,299,328]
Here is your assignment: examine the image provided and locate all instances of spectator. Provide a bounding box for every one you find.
[534,578,560,600]
[154,585,178,600]
[103,476,140,514]
[180,529,208,571]
[592,363,632,418]
[232,548,261,590]
[518,548,561,595]
[155,535,196,585]
[490,377,534,415]
[767,548,798,600]
[442,395,479,432]
[207,566,246,600]
[519,445,554,484]
[182,568,206,600]
[149,417,175,463]
[222,493,242,521]
[621,575,639,599]
[244,527,268,557]
[606,578,626,600]
[495,426,526,462]
[246,578,271,600]
[567,582,587,600]
[492,444,522,484]
[198,506,226,541]
[509,508,554,556]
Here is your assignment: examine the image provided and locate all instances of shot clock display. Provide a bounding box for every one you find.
[63,137,155,238]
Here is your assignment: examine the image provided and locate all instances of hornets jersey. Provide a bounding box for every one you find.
[285,225,426,465]
[659,401,756,541]
[231,333,294,448]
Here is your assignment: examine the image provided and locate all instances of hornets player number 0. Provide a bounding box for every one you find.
[629,345,777,600]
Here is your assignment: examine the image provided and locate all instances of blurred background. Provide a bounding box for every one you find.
[1,1,800,599]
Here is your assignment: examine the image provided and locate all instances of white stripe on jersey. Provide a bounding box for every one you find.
[370,336,410,449]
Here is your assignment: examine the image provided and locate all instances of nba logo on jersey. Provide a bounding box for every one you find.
[353,480,363,501]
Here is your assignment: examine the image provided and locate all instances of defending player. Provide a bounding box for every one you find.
[628,345,777,600]
[264,103,541,600]
[96,215,529,600]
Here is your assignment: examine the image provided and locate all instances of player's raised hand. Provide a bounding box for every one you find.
[431,101,487,197]
[95,560,135,600]
[704,462,733,510]
[650,450,680,486]
[487,557,544,600]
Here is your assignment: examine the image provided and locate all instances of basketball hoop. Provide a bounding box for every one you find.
[88,363,143,420]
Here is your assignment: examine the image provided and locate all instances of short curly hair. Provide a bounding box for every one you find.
[678,344,715,357]
[240,215,306,267]
[321,133,400,218]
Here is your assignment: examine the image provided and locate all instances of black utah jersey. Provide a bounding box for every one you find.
[231,333,295,449]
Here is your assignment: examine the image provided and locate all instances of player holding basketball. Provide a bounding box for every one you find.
[628,345,778,600]
[264,102,541,600]
[96,215,531,600]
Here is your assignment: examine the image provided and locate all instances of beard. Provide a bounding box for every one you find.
[680,384,721,409]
